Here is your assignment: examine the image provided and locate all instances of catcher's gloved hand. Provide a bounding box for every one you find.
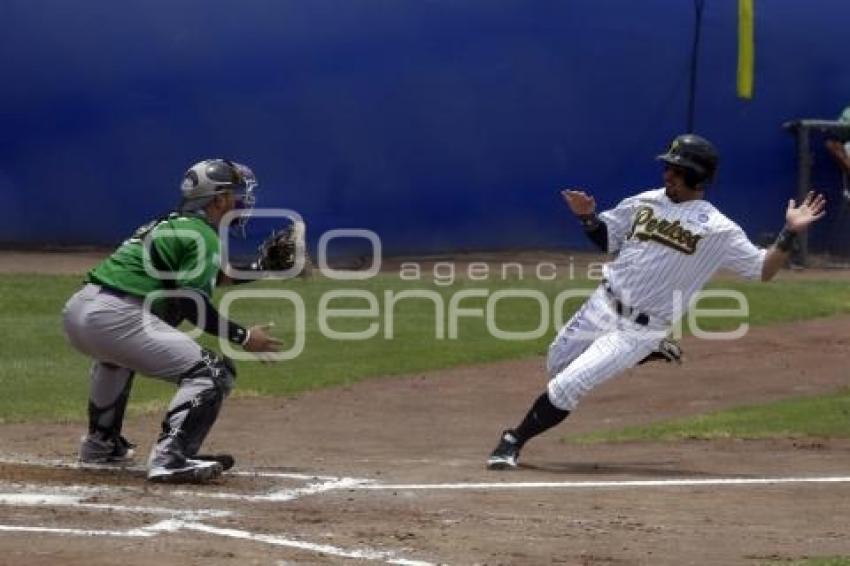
[638,337,683,365]
[256,221,305,272]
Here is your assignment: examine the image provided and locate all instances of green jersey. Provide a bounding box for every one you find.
[87,213,222,297]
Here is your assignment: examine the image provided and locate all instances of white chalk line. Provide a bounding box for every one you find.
[0,460,431,565]
[0,519,432,565]
[0,524,158,538]
[0,455,341,482]
[6,455,850,496]
[228,469,343,482]
[0,491,231,519]
[5,456,850,565]
[354,476,850,491]
[0,455,375,505]
[175,476,374,502]
[5,455,850,495]
[179,522,433,566]
[188,475,850,501]
[175,475,850,502]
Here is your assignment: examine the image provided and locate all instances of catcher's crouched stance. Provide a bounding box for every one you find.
[62,159,301,484]
[487,134,826,470]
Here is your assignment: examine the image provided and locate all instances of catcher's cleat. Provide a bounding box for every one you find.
[147,458,224,484]
[79,434,136,465]
[194,453,235,471]
[486,430,521,470]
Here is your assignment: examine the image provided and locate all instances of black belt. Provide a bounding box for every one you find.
[604,285,650,326]
[96,284,137,300]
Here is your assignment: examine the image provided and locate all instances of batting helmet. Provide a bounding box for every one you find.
[179,159,257,212]
[656,134,719,187]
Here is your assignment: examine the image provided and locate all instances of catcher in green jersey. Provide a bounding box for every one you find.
[62,158,294,484]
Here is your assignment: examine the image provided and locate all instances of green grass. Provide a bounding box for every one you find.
[784,558,850,566]
[691,279,850,330]
[1,273,850,423]
[569,389,850,444]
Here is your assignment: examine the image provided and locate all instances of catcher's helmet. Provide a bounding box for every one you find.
[656,134,719,187]
[179,158,257,212]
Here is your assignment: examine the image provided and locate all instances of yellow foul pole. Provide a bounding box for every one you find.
[737,0,755,99]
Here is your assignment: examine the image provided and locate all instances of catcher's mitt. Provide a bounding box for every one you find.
[256,220,307,273]
[638,337,682,365]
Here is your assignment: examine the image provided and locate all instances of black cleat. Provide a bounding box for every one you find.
[487,430,521,470]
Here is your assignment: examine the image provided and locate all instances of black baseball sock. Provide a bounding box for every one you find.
[511,391,570,447]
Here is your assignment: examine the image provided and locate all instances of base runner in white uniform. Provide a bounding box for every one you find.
[487,133,827,470]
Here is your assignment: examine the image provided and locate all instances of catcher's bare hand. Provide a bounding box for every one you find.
[561,189,596,217]
[243,322,283,355]
[785,191,826,233]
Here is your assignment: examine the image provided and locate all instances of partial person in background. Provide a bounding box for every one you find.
[825,105,850,202]
[63,159,282,484]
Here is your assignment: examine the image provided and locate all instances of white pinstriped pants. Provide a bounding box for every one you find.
[545,286,668,411]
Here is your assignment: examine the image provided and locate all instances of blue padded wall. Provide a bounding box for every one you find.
[2,0,848,254]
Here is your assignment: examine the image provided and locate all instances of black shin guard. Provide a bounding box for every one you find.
[154,350,235,465]
[88,373,135,440]
[512,391,570,447]
[157,386,224,460]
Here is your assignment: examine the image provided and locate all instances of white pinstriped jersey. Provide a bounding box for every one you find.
[599,188,767,323]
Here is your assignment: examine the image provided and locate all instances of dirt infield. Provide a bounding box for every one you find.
[2,312,850,564]
[0,250,109,275]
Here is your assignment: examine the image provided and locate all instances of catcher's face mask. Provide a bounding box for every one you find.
[226,162,258,238]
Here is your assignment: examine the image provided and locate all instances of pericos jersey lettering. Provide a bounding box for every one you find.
[628,206,702,254]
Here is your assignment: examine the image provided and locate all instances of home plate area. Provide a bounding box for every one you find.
[0,457,434,565]
[2,456,850,564]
